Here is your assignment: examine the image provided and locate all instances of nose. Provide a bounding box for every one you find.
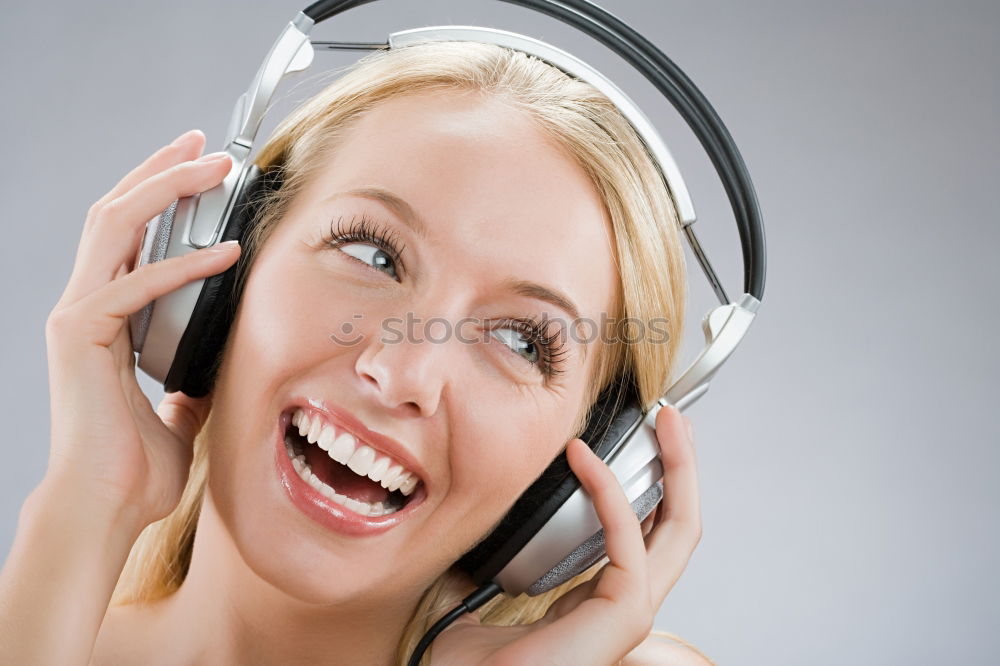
[353,316,449,419]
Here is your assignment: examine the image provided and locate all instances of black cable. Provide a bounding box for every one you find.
[406,582,504,666]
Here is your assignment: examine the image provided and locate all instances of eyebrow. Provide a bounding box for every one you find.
[328,187,428,239]
[501,277,580,323]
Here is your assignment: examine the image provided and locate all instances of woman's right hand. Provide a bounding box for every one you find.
[41,128,241,530]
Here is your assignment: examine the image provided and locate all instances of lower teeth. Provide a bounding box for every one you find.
[284,433,402,517]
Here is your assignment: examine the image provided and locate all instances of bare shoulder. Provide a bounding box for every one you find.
[622,634,715,666]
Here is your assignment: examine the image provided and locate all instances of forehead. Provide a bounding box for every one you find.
[291,89,619,323]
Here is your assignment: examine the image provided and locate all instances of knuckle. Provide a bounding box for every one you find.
[45,307,68,335]
[45,305,78,343]
[86,200,104,221]
[96,196,124,224]
[684,517,703,547]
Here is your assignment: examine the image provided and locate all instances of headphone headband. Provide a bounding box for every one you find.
[301,0,765,301]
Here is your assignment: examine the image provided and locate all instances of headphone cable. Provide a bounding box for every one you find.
[406,581,504,666]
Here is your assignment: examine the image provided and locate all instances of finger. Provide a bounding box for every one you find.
[640,511,656,539]
[565,438,648,599]
[157,390,213,444]
[85,129,206,229]
[51,242,241,350]
[63,129,207,308]
[60,132,207,310]
[644,405,702,604]
[64,152,233,305]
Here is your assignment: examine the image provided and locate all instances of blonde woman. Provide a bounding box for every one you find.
[1,41,710,665]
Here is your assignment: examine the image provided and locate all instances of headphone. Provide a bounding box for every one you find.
[128,0,766,659]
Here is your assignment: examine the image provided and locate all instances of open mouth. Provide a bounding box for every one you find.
[282,407,422,518]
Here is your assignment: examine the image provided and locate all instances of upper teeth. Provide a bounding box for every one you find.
[292,408,420,497]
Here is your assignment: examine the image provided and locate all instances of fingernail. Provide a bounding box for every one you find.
[684,416,694,442]
[170,129,200,147]
[196,151,230,163]
[208,240,240,251]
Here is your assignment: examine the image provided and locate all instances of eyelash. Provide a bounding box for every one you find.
[488,317,569,379]
[320,214,569,379]
[321,213,405,275]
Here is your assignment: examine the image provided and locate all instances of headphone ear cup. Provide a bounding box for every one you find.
[130,200,178,354]
[456,371,644,590]
[522,479,663,596]
[163,165,282,396]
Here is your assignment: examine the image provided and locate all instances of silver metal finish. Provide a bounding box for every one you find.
[185,142,251,249]
[129,200,176,353]
[644,292,760,426]
[312,41,390,51]
[525,481,662,595]
[685,224,730,305]
[135,196,210,383]
[388,26,698,227]
[292,10,314,34]
[228,20,315,148]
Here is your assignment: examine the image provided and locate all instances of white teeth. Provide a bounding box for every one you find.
[329,432,355,465]
[288,449,397,517]
[345,497,370,516]
[289,408,422,499]
[380,464,404,490]
[398,475,418,496]
[388,471,410,493]
[347,445,376,477]
[307,416,323,444]
[368,456,390,483]
[317,426,335,452]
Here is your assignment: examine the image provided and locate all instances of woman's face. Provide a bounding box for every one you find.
[206,89,619,606]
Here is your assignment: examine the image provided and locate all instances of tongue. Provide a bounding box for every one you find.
[303,442,390,504]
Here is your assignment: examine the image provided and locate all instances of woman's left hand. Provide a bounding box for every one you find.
[431,404,701,665]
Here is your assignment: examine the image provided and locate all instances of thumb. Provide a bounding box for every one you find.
[157,390,213,444]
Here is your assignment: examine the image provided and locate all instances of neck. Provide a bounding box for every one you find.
[153,491,433,665]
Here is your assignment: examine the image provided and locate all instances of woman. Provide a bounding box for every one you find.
[1,41,708,664]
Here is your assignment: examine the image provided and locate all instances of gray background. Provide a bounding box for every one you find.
[1,1,997,664]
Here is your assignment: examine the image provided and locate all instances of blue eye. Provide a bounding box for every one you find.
[339,243,398,280]
[322,213,403,281]
[491,327,539,364]
[488,317,568,378]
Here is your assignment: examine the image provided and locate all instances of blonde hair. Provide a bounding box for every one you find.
[112,41,709,664]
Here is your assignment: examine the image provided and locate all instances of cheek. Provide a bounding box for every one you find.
[447,404,570,526]
[227,258,370,381]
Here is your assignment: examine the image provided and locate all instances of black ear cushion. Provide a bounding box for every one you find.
[455,369,644,586]
[163,165,283,396]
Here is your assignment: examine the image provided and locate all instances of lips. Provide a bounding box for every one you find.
[273,407,427,536]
